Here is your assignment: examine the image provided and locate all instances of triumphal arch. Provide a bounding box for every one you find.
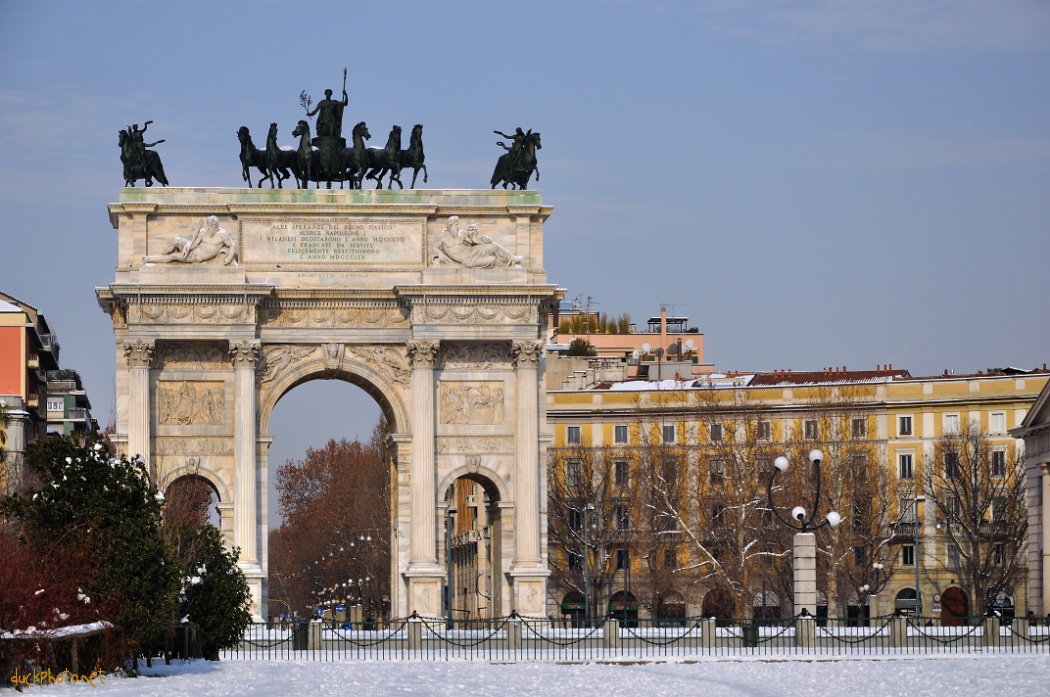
[97,188,562,619]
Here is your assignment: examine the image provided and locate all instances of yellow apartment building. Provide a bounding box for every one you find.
[546,365,1048,624]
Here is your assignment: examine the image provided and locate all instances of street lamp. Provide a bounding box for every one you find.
[582,503,595,627]
[445,505,457,630]
[914,494,925,618]
[767,449,842,617]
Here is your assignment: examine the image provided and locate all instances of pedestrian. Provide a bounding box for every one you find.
[1028,609,1037,626]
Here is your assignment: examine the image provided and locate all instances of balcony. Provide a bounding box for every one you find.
[889,522,917,539]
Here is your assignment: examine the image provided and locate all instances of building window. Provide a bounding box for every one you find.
[708,457,725,484]
[944,413,960,435]
[662,424,676,444]
[614,424,629,444]
[851,418,867,438]
[614,460,629,487]
[944,494,961,521]
[616,548,630,571]
[853,546,867,566]
[568,551,583,570]
[756,421,771,441]
[615,504,630,531]
[902,545,915,567]
[989,412,1006,434]
[947,543,960,568]
[993,543,1006,565]
[567,426,581,445]
[566,459,584,492]
[899,495,917,523]
[898,415,913,437]
[851,451,868,482]
[568,507,584,532]
[709,423,723,442]
[804,420,818,440]
[898,453,914,480]
[46,399,64,412]
[991,496,1007,522]
[654,513,677,532]
[945,449,961,480]
[991,450,1007,478]
[664,548,678,570]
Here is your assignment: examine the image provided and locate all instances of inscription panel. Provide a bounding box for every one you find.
[240,217,424,266]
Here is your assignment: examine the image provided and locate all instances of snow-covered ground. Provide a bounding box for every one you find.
[11,653,1048,696]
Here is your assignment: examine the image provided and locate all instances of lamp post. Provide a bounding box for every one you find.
[767,449,842,617]
[582,503,595,627]
[914,494,925,618]
[445,505,457,630]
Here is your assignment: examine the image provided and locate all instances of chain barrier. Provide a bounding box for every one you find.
[415,615,510,649]
[518,614,604,647]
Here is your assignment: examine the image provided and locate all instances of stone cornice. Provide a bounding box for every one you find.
[101,283,275,300]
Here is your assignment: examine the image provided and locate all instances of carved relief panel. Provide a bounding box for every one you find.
[439,381,505,425]
[157,381,226,426]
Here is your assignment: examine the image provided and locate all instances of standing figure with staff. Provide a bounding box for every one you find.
[303,68,350,185]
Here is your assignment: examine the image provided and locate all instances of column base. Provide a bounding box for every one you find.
[508,566,549,617]
[238,563,265,621]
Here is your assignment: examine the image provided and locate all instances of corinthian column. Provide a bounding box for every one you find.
[230,339,260,566]
[406,339,440,570]
[123,340,155,471]
[511,340,543,567]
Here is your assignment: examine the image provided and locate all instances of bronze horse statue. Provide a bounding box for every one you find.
[341,121,372,189]
[265,123,301,188]
[119,128,168,187]
[237,126,278,188]
[400,124,427,189]
[491,129,540,190]
[366,125,403,189]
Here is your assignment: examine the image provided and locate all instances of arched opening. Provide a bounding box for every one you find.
[753,589,781,623]
[941,586,969,625]
[561,591,586,627]
[444,473,503,622]
[609,591,638,627]
[987,588,1014,620]
[702,585,737,625]
[846,590,871,627]
[895,587,917,616]
[656,591,687,627]
[443,474,503,621]
[163,473,221,531]
[264,377,392,625]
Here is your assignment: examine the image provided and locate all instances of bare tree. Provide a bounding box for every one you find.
[638,387,791,620]
[923,422,1027,616]
[781,390,896,618]
[547,443,640,621]
[269,420,392,617]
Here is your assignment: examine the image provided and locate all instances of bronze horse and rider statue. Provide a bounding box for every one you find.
[491,127,540,190]
[119,120,169,187]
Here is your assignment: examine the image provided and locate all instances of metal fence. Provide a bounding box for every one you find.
[222,614,1050,661]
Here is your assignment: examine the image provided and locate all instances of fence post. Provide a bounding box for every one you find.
[700,618,717,649]
[1010,617,1028,643]
[507,617,522,650]
[408,617,423,651]
[984,616,1000,647]
[890,616,909,648]
[794,615,815,648]
[604,617,620,649]
[308,620,322,651]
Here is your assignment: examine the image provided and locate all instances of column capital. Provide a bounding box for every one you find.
[511,340,543,367]
[406,339,440,368]
[229,339,261,368]
[123,339,155,368]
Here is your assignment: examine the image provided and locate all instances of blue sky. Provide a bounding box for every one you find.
[2,1,1048,521]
